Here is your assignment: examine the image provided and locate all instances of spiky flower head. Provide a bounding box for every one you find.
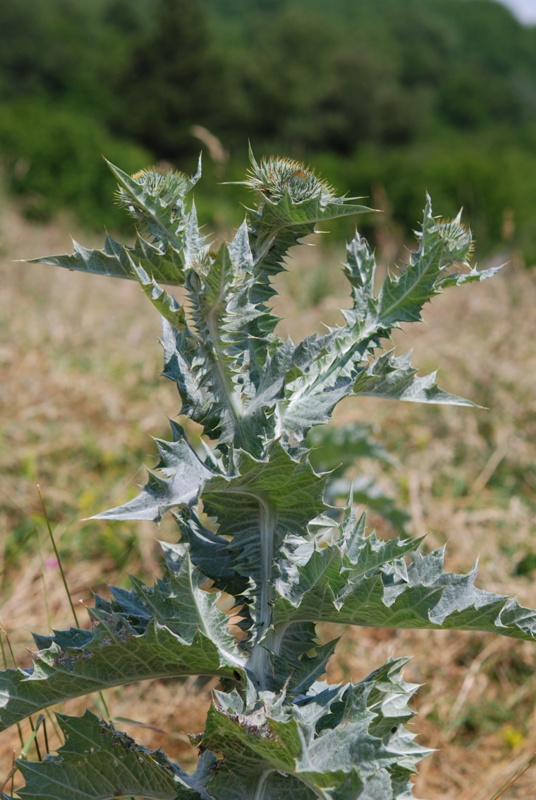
[112,159,202,241]
[245,152,338,207]
[117,166,189,208]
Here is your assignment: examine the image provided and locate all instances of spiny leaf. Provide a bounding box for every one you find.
[198,443,325,599]
[200,659,426,799]
[10,711,211,800]
[161,318,230,445]
[160,218,288,455]
[26,158,204,287]
[277,200,495,446]
[109,157,201,249]
[25,232,185,285]
[182,202,212,272]
[376,198,474,326]
[0,556,244,732]
[272,513,536,642]
[0,621,232,733]
[340,475,410,533]
[133,262,189,330]
[353,350,475,406]
[183,238,262,452]
[121,557,241,665]
[438,262,502,287]
[259,621,340,697]
[93,420,215,522]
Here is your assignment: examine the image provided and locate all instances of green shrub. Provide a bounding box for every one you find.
[316,134,536,265]
[0,99,152,230]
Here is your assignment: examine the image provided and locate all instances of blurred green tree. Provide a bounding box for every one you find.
[1,0,536,257]
[115,0,225,160]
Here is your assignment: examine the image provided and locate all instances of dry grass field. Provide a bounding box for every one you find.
[1,191,535,798]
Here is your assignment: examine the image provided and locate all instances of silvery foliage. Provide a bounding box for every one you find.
[1,152,532,800]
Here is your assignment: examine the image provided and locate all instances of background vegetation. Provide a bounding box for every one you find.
[1,0,536,260]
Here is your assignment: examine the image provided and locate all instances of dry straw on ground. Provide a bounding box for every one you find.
[1,199,535,798]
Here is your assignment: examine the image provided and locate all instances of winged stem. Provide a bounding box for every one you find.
[243,492,277,689]
[3,151,531,800]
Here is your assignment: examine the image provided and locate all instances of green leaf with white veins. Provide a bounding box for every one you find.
[200,443,325,645]
[199,659,427,800]
[272,510,536,641]
[0,555,244,731]
[26,161,203,285]
[352,350,476,406]
[93,420,215,522]
[26,231,186,285]
[277,200,498,446]
[375,200,482,327]
[182,228,273,454]
[8,711,212,800]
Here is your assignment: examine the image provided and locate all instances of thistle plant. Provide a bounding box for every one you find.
[2,151,536,799]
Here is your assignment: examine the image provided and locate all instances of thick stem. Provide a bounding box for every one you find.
[245,493,276,690]
[205,306,245,420]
